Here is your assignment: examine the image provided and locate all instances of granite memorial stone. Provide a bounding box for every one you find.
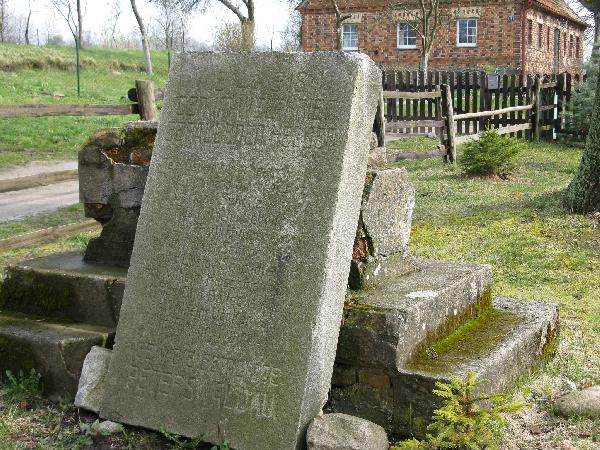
[100,52,381,450]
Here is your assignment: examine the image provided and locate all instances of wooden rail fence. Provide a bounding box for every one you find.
[382,70,574,162]
[0,80,160,121]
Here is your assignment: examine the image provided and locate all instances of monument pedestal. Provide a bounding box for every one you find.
[0,252,123,400]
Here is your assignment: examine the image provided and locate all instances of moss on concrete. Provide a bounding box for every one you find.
[411,288,493,360]
[0,335,36,378]
[407,307,521,375]
[0,268,73,313]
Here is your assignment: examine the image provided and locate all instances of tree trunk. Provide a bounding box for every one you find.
[130,0,153,74]
[25,9,31,45]
[241,0,254,51]
[564,63,600,213]
[420,50,429,75]
[0,0,5,43]
[336,22,343,50]
[240,19,254,50]
[77,0,83,49]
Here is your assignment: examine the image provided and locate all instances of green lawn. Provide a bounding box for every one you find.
[0,44,169,168]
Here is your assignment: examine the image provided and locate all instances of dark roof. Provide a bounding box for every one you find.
[534,0,589,27]
[297,0,588,28]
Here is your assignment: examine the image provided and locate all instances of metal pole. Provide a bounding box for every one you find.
[76,38,81,97]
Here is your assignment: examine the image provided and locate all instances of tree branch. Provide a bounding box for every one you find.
[217,0,246,22]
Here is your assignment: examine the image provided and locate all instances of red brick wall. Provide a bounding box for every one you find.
[525,8,585,75]
[299,0,585,75]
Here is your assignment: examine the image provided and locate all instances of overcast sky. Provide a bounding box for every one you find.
[9,0,292,48]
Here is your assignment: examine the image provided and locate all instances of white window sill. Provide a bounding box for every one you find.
[397,45,417,50]
[457,43,477,48]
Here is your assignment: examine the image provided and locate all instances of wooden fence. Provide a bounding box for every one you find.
[0,80,160,121]
[382,70,575,162]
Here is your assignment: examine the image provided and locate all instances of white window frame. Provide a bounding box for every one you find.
[456,18,477,48]
[397,22,417,49]
[342,23,359,51]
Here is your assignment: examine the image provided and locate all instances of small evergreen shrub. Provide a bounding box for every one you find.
[392,372,524,450]
[459,130,522,177]
[564,60,598,137]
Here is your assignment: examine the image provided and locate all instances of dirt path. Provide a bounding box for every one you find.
[0,180,79,221]
[0,160,77,181]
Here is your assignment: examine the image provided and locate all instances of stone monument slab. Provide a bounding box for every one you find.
[100,52,381,450]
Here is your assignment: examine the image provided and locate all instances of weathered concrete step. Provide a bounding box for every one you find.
[339,259,492,369]
[0,312,114,401]
[330,296,559,438]
[0,251,126,328]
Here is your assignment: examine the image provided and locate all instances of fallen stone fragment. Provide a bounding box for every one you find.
[81,419,124,436]
[306,413,388,450]
[554,386,600,418]
[96,420,124,435]
[368,147,387,168]
[74,346,112,414]
[369,132,378,150]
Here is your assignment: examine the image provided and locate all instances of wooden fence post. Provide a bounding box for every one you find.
[374,86,386,147]
[532,76,541,142]
[135,80,158,121]
[443,83,456,163]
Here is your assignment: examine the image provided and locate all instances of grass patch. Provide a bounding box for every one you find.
[0,204,87,241]
[0,44,169,168]
[386,136,440,153]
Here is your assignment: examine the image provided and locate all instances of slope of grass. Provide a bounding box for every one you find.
[0,44,169,167]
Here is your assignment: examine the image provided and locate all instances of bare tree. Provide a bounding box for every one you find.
[50,0,83,94]
[130,0,153,74]
[176,0,255,50]
[103,0,122,48]
[379,0,446,75]
[0,0,10,43]
[24,0,31,45]
[571,0,599,60]
[50,0,82,45]
[330,0,351,50]
[212,21,244,51]
[281,0,301,51]
[150,0,189,52]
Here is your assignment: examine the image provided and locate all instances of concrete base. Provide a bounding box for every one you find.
[330,297,559,438]
[0,312,114,400]
[340,259,493,370]
[0,252,126,328]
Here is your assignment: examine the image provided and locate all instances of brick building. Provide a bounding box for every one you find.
[297,0,588,75]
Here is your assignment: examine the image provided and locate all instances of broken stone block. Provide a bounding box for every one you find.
[332,293,559,438]
[75,346,112,414]
[78,121,156,267]
[368,147,387,168]
[0,313,113,400]
[554,386,600,419]
[0,252,126,328]
[369,132,378,150]
[306,413,388,450]
[349,167,418,289]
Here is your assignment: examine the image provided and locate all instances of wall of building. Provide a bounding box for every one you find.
[525,8,585,76]
[299,0,584,75]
